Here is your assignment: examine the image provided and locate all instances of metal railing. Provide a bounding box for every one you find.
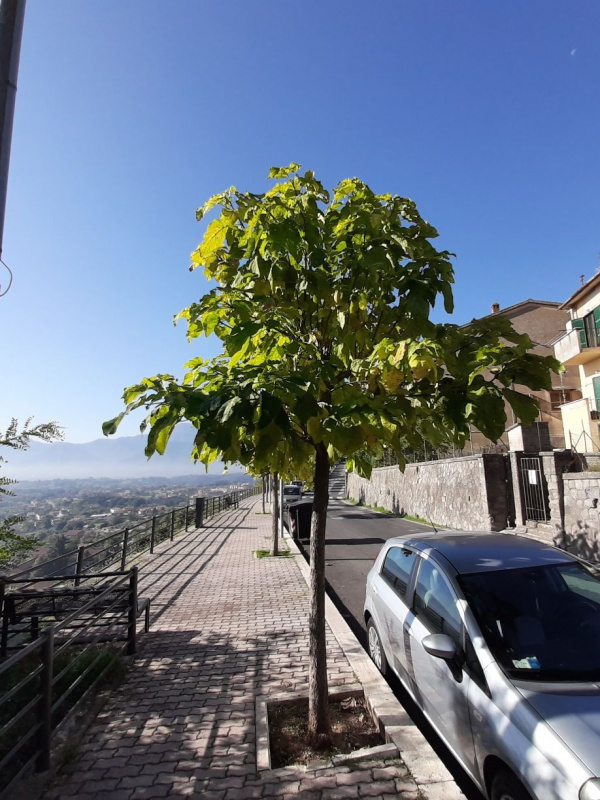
[9,484,260,585]
[369,443,508,469]
[0,570,139,797]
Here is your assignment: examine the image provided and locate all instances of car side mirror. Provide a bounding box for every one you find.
[422,633,457,661]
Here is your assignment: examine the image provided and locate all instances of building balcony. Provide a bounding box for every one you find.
[554,328,600,366]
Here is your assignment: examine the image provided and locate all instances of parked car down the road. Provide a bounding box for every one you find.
[282,484,303,506]
[364,532,600,800]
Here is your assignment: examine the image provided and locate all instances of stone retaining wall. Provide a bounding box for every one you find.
[562,472,600,561]
[347,454,510,531]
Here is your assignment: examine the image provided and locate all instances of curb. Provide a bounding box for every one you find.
[286,533,467,800]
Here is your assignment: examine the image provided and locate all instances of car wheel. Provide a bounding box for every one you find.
[367,620,388,677]
[491,768,532,800]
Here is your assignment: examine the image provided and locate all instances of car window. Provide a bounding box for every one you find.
[413,558,462,643]
[458,562,600,681]
[381,547,415,598]
[561,564,600,604]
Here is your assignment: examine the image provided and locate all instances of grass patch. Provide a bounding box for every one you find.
[254,549,293,558]
[400,513,442,527]
[346,499,391,515]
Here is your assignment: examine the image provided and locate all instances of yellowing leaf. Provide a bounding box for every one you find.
[393,342,407,365]
[383,367,404,393]
[307,416,322,442]
[408,352,436,381]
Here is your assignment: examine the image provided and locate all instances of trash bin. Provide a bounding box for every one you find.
[287,500,313,540]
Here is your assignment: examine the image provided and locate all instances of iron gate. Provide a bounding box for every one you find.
[519,456,549,522]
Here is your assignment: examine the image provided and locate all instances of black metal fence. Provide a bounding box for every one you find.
[9,484,260,585]
[370,443,509,469]
[0,569,139,797]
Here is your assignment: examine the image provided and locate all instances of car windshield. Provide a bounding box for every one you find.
[283,487,300,495]
[458,561,600,681]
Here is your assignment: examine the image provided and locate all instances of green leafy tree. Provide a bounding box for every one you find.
[0,418,63,568]
[105,165,559,742]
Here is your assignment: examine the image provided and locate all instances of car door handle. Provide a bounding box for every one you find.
[372,586,379,596]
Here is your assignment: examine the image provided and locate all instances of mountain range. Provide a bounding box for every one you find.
[3,425,244,481]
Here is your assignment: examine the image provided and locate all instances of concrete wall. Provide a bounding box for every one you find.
[347,454,510,532]
[562,472,600,561]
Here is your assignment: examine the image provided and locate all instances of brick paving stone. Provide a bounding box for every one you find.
[395,779,420,793]
[91,791,134,800]
[297,775,338,791]
[226,788,264,800]
[80,778,121,793]
[119,774,156,789]
[130,786,173,799]
[336,771,370,787]
[323,786,360,799]
[356,780,397,796]
[373,765,409,780]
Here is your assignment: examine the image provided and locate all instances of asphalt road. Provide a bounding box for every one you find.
[295,492,486,800]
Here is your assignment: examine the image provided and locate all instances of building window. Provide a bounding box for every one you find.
[550,390,574,410]
[573,307,600,348]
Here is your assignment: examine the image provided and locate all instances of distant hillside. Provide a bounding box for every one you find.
[3,425,244,481]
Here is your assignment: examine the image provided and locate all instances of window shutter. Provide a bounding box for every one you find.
[572,318,587,347]
[593,307,600,340]
[593,376,600,412]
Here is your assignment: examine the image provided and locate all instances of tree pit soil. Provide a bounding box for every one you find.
[268,695,383,768]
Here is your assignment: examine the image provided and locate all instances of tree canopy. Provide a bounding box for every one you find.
[105,164,558,476]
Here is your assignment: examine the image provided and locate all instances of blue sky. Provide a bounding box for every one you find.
[1,0,598,443]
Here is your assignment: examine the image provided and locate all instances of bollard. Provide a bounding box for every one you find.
[127,567,138,656]
[195,497,205,528]
[150,516,157,554]
[121,528,129,571]
[74,544,86,587]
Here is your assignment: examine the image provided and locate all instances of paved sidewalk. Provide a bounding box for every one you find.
[41,499,459,800]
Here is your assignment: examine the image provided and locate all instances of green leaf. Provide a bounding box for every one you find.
[102,414,125,436]
[217,396,243,423]
[268,163,301,179]
[502,388,540,426]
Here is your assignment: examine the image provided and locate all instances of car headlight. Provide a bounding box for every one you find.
[580,779,600,800]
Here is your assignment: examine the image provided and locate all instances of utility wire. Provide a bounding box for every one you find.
[0,257,13,297]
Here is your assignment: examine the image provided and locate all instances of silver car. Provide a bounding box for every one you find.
[364,532,600,800]
[282,484,303,506]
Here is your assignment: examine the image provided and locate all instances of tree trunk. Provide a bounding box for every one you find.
[272,471,279,556]
[308,442,330,744]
